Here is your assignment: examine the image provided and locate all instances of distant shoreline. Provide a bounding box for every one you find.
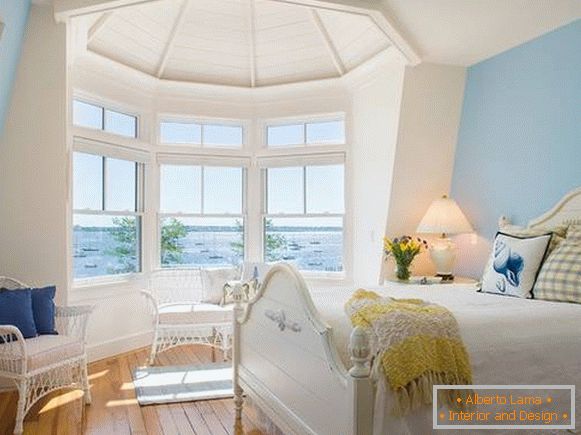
[74,226,342,232]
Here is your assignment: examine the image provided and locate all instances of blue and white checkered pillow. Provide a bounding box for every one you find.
[533,226,581,303]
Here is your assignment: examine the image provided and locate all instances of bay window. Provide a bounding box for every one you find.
[73,99,138,138]
[266,117,345,147]
[72,152,143,280]
[160,120,244,148]
[159,164,245,268]
[263,163,345,272]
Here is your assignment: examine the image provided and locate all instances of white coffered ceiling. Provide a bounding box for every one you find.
[68,0,581,87]
[83,0,392,87]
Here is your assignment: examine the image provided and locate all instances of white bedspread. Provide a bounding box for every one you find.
[310,283,581,434]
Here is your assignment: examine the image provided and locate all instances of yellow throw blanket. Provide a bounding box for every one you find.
[345,289,472,415]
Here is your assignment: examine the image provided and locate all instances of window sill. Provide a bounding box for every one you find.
[72,272,145,290]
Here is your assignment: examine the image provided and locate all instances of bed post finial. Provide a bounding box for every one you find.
[349,326,371,378]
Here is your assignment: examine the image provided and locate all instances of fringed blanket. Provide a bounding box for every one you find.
[345,289,472,415]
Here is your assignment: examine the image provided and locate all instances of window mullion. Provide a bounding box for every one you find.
[102,156,107,211]
[200,166,205,215]
[303,166,307,215]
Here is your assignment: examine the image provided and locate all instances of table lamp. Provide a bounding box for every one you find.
[416,195,473,280]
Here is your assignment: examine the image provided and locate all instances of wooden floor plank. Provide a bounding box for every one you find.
[0,345,266,435]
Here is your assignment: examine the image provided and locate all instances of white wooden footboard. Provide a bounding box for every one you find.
[233,263,374,435]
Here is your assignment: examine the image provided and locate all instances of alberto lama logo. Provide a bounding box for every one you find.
[433,385,575,429]
[467,393,542,405]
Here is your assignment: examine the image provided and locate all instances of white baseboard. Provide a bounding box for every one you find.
[87,330,153,362]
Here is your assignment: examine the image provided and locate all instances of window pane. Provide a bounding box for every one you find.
[203,124,243,147]
[306,165,344,213]
[203,167,243,214]
[267,124,304,147]
[73,100,103,129]
[106,158,136,212]
[264,217,343,272]
[160,122,202,144]
[306,120,345,144]
[160,217,243,268]
[266,167,304,214]
[104,109,137,138]
[73,152,103,210]
[73,215,141,279]
[160,165,202,213]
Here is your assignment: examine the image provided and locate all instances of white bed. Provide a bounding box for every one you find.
[233,187,581,435]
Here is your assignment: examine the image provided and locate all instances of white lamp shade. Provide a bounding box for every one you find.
[416,196,473,235]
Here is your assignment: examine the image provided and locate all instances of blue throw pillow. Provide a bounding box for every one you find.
[31,286,58,335]
[0,289,38,339]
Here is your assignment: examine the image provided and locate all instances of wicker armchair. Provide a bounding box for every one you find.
[141,268,235,365]
[0,277,93,435]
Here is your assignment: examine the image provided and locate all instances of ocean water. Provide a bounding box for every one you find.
[73,228,343,279]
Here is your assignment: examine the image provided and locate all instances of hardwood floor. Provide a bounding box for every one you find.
[0,346,266,435]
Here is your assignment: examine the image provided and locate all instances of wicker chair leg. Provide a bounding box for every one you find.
[81,358,92,405]
[148,340,158,366]
[14,380,27,435]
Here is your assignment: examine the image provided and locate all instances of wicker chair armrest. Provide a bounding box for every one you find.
[55,305,93,344]
[140,289,160,320]
[0,325,26,371]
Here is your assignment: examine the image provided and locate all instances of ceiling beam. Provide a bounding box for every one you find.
[248,0,257,87]
[309,8,345,76]
[156,0,190,78]
[54,0,162,22]
[268,0,421,65]
[87,11,113,44]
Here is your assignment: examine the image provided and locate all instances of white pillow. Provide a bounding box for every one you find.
[481,232,551,298]
[201,267,239,304]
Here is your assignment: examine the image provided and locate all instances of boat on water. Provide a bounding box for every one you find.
[82,247,99,252]
[209,255,224,259]
[84,263,98,268]
[310,241,321,245]
[282,255,295,260]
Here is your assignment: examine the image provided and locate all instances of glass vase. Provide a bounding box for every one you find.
[395,262,411,281]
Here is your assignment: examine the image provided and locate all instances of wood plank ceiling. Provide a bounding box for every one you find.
[86,0,391,87]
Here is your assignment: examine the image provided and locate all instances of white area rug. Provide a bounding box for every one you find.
[133,363,233,405]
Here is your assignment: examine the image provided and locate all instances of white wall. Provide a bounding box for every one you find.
[381,62,467,279]
[0,5,69,305]
[350,51,406,285]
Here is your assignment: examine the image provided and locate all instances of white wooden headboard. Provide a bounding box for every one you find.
[528,187,581,229]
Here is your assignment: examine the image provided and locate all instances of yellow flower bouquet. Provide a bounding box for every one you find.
[384,235,428,281]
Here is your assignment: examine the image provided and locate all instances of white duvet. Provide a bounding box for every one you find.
[310,283,581,434]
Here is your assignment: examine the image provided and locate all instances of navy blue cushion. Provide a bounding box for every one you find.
[31,286,58,335]
[0,289,38,339]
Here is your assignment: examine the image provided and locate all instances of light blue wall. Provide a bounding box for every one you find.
[0,0,31,137]
[451,20,581,243]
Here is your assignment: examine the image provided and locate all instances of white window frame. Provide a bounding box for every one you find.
[262,112,346,149]
[261,160,347,279]
[157,115,247,149]
[72,97,140,140]
[71,148,146,285]
[156,161,248,269]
